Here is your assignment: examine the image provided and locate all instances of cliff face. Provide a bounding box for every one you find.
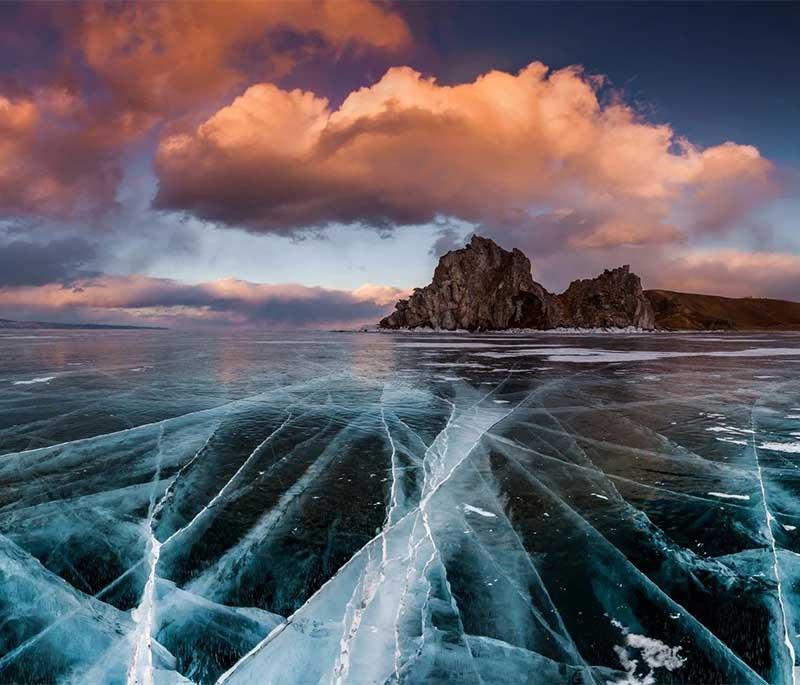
[560,266,655,330]
[379,236,655,331]
[379,236,563,330]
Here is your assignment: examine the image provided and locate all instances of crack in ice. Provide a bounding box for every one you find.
[218,380,519,684]
[752,407,797,685]
[160,411,294,550]
[498,447,769,684]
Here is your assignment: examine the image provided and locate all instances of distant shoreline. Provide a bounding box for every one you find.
[0,319,167,331]
[350,327,800,334]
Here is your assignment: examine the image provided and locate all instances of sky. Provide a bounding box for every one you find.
[0,1,798,328]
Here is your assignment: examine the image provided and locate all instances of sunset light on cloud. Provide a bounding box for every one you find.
[0,1,797,327]
[155,63,772,241]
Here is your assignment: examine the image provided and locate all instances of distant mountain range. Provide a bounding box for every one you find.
[379,236,800,331]
[0,318,166,331]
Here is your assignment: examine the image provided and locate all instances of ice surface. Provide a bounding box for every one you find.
[2,329,800,683]
[759,442,800,454]
[475,347,800,363]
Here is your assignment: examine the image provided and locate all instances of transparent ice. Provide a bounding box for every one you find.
[1,330,800,684]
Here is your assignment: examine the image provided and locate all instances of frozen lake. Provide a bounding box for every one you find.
[2,329,800,684]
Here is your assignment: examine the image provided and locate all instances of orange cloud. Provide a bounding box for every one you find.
[567,216,683,249]
[651,249,800,299]
[351,283,413,306]
[155,62,775,247]
[0,89,137,218]
[0,1,409,220]
[77,1,410,114]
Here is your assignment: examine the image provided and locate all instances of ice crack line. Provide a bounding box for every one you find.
[499,447,768,684]
[128,411,231,685]
[0,556,147,669]
[160,411,294,550]
[127,424,166,685]
[751,408,797,685]
[332,393,399,684]
[219,383,517,684]
[1,373,331,462]
[382,394,401,530]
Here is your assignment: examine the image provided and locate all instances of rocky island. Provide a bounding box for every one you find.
[379,236,654,331]
[379,236,800,331]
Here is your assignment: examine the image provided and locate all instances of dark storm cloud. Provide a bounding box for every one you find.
[0,237,96,287]
[429,226,469,258]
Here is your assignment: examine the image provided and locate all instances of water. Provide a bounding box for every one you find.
[1,329,800,684]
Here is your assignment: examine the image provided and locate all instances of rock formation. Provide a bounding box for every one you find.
[379,236,563,330]
[379,235,655,331]
[559,265,655,330]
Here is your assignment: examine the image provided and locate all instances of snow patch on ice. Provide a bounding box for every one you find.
[12,375,55,385]
[706,425,754,435]
[715,437,748,446]
[759,442,800,454]
[463,504,497,518]
[608,619,686,685]
[707,492,751,501]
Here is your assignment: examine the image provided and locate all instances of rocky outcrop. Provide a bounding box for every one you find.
[559,266,655,330]
[379,236,655,331]
[379,236,564,330]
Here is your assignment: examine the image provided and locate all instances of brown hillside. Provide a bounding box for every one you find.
[645,290,800,330]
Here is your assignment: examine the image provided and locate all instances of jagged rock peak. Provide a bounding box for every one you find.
[379,236,654,331]
[560,264,655,330]
[380,235,562,331]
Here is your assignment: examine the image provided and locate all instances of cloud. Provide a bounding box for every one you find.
[0,237,96,286]
[0,275,407,328]
[0,90,130,218]
[351,283,412,306]
[155,62,774,248]
[0,1,409,221]
[75,1,410,114]
[650,249,800,300]
[429,226,470,257]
